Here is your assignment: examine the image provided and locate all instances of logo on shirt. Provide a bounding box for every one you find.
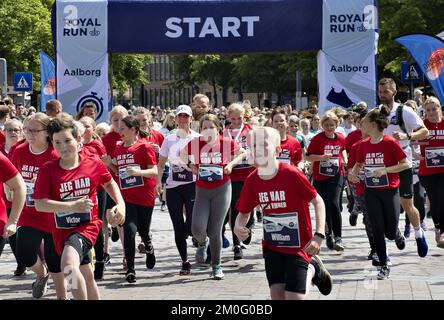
[259,190,287,210]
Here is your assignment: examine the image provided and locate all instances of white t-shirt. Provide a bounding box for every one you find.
[382,102,425,163]
[301,132,315,147]
[159,129,200,189]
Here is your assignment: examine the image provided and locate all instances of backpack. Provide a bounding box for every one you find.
[395,104,407,134]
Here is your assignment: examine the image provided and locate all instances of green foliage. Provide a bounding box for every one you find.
[110,54,152,92]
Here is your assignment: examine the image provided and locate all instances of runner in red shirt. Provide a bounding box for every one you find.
[11,113,67,299]
[349,107,410,280]
[222,103,255,260]
[0,152,25,266]
[234,127,332,300]
[417,97,444,248]
[183,113,246,279]
[133,106,164,154]
[103,115,158,284]
[306,112,347,251]
[34,113,125,300]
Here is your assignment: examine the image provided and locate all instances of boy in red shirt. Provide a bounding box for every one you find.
[234,127,332,300]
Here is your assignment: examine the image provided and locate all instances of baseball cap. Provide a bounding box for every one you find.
[176,104,192,117]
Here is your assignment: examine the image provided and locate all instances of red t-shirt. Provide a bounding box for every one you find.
[356,136,406,189]
[278,134,303,166]
[236,162,317,262]
[0,131,5,151]
[347,140,365,196]
[33,156,112,255]
[345,129,363,155]
[140,129,165,147]
[102,131,122,158]
[82,139,106,158]
[11,142,60,233]
[114,140,157,207]
[0,152,19,233]
[418,119,444,176]
[186,135,239,189]
[2,140,26,209]
[307,132,346,181]
[223,123,255,182]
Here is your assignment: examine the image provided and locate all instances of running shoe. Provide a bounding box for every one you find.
[377,265,390,280]
[311,255,333,295]
[371,253,392,267]
[334,237,344,251]
[32,271,50,298]
[222,234,230,249]
[145,245,156,269]
[349,214,358,227]
[367,250,375,261]
[104,253,111,265]
[233,245,243,260]
[395,231,406,250]
[179,261,191,276]
[126,270,136,283]
[211,265,224,280]
[192,237,199,248]
[138,242,146,254]
[326,235,334,250]
[404,224,411,238]
[416,234,429,258]
[195,238,209,264]
[161,203,166,211]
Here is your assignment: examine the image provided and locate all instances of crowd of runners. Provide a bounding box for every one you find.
[0,77,443,300]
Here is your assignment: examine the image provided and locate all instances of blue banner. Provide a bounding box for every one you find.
[108,0,322,53]
[395,34,444,104]
[39,52,56,111]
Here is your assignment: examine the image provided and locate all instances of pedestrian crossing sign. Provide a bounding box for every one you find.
[14,72,33,92]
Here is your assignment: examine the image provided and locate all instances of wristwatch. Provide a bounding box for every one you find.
[314,232,325,240]
[406,133,412,140]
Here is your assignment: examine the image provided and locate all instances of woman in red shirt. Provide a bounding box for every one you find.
[103,115,158,283]
[306,112,346,251]
[34,113,125,300]
[183,114,245,280]
[349,107,410,280]
[417,97,444,248]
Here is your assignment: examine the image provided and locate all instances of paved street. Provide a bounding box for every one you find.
[1,200,444,300]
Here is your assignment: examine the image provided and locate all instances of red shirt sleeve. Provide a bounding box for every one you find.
[236,176,258,214]
[294,169,317,202]
[97,161,112,186]
[0,153,19,183]
[355,142,365,164]
[33,162,52,200]
[144,143,157,166]
[307,134,320,155]
[293,140,302,163]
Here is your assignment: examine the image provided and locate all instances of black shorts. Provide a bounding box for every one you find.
[64,233,92,266]
[263,246,309,294]
[398,168,413,199]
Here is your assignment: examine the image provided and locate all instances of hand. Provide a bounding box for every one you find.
[106,205,125,227]
[150,143,160,154]
[320,153,332,161]
[71,197,94,213]
[3,221,17,238]
[303,236,322,256]
[126,166,140,177]
[224,164,233,175]
[348,171,359,184]
[373,168,387,177]
[392,131,408,141]
[234,224,250,241]
[155,184,163,196]
[189,164,198,175]
[102,155,113,167]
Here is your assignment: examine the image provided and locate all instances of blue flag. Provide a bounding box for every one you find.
[394,34,444,104]
[39,51,56,111]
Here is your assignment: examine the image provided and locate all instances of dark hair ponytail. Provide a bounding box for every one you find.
[122,115,149,138]
[367,107,389,132]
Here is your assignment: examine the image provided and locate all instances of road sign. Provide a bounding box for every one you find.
[401,61,423,83]
[14,72,33,92]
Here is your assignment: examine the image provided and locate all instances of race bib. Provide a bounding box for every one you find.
[55,196,91,229]
[119,164,144,189]
[25,180,35,207]
[425,147,444,168]
[263,213,300,248]
[319,158,339,176]
[171,164,193,182]
[364,166,389,188]
[277,156,291,165]
[198,164,223,182]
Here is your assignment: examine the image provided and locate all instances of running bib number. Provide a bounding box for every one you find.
[119,164,144,189]
[25,180,35,207]
[263,212,300,248]
[171,164,193,182]
[425,147,444,168]
[319,158,339,176]
[55,196,91,229]
[198,164,223,182]
[364,166,389,188]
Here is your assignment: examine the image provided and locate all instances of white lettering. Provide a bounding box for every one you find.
[222,17,241,37]
[199,17,220,38]
[242,16,260,37]
[183,17,201,38]
[165,17,183,38]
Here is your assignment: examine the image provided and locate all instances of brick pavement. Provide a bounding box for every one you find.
[1,201,444,300]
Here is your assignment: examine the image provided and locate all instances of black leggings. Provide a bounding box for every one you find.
[364,188,401,266]
[313,175,344,238]
[166,183,195,262]
[123,203,154,272]
[93,189,107,262]
[419,174,444,233]
[16,226,61,273]
[229,181,255,246]
[405,181,426,225]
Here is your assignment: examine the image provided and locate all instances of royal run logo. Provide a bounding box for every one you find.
[62,5,102,37]
[329,5,377,33]
[424,48,444,80]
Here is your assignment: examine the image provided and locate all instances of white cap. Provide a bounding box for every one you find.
[175,104,192,117]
